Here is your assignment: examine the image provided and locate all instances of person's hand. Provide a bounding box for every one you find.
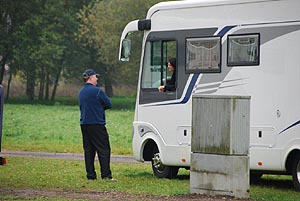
[158,86,165,93]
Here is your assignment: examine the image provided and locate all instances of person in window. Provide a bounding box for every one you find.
[158,57,176,92]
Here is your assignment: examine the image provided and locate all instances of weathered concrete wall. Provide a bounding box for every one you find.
[190,153,249,198]
[191,95,250,198]
[192,95,250,155]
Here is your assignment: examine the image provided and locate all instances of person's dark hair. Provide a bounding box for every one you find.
[169,58,176,68]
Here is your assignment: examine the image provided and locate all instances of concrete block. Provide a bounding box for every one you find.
[190,153,249,198]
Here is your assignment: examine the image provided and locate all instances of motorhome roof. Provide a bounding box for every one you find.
[147,0,281,19]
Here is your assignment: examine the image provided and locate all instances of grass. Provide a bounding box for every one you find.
[1,99,300,200]
[2,103,134,155]
[1,156,300,200]
[0,156,190,199]
[251,175,300,200]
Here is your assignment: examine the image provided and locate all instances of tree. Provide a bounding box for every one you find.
[2,0,166,100]
[12,0,92,101]
[0,0,39,99]
[77,0,164,96]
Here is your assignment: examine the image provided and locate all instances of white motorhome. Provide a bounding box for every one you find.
[119,0,300,190]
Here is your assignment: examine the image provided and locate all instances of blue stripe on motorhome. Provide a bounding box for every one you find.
[145,25,236,107]
[278,120,300,135]
[180,74,199,104]
[217,25,236,37]
[150,74,199,106]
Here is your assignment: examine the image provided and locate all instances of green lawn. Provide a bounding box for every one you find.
[1,156,299,200]
[0,156,190,199]
[2,103,133,155]
[1,102,300,200]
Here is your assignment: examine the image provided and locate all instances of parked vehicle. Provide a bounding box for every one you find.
[119,0,300,190]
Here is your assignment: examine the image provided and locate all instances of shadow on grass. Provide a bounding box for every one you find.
[252,177,294,190]
[124,169,190,180]
[124,171,154,178]
[176,174,190,180]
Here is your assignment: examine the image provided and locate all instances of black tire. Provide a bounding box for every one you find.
[291,155,300,191]
[151,146,179,179]
[250,172,263,184]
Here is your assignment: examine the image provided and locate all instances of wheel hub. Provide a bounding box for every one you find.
[152,153,166,172]
[152,153,162,169]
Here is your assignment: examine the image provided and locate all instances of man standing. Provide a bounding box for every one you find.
[78,69,115,181]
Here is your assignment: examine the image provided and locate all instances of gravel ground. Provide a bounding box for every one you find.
[1,150,137,163]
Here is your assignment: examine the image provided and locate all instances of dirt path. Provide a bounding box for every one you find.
[0,151,251,200]
[1,150,137,163]
[0,188,250,201]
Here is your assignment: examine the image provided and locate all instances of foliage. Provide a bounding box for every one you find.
[77,0,164,95]
[12,0,92,101]
[0,0,41,102]
[0,0,39,82]
[1,0,94,101]
[1,0,171,100]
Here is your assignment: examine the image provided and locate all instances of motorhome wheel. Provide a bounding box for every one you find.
[292,155,300,191]
[151,147,179,179]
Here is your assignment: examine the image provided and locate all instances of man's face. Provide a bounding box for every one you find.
[89,74,98,86]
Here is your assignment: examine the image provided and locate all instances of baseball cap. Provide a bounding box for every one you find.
[82,69,99,78]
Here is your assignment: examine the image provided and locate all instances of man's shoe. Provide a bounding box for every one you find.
[103,177,117,181]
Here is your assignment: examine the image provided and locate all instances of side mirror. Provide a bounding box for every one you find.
[120,39,131,62]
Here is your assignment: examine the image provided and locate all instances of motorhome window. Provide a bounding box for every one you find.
[141,40,176,89]
[227,34,260,66]
[151,42,162,66]
[186,37,221,73]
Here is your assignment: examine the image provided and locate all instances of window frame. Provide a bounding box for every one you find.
[227,33,260,67]
[185,36,222,74]
[141,40,177,91]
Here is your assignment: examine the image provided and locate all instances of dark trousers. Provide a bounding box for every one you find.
[80,124,112,179]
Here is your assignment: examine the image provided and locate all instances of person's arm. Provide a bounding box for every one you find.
[164,84,176,92]
[158,72,176,92]
[97,89,112,110]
